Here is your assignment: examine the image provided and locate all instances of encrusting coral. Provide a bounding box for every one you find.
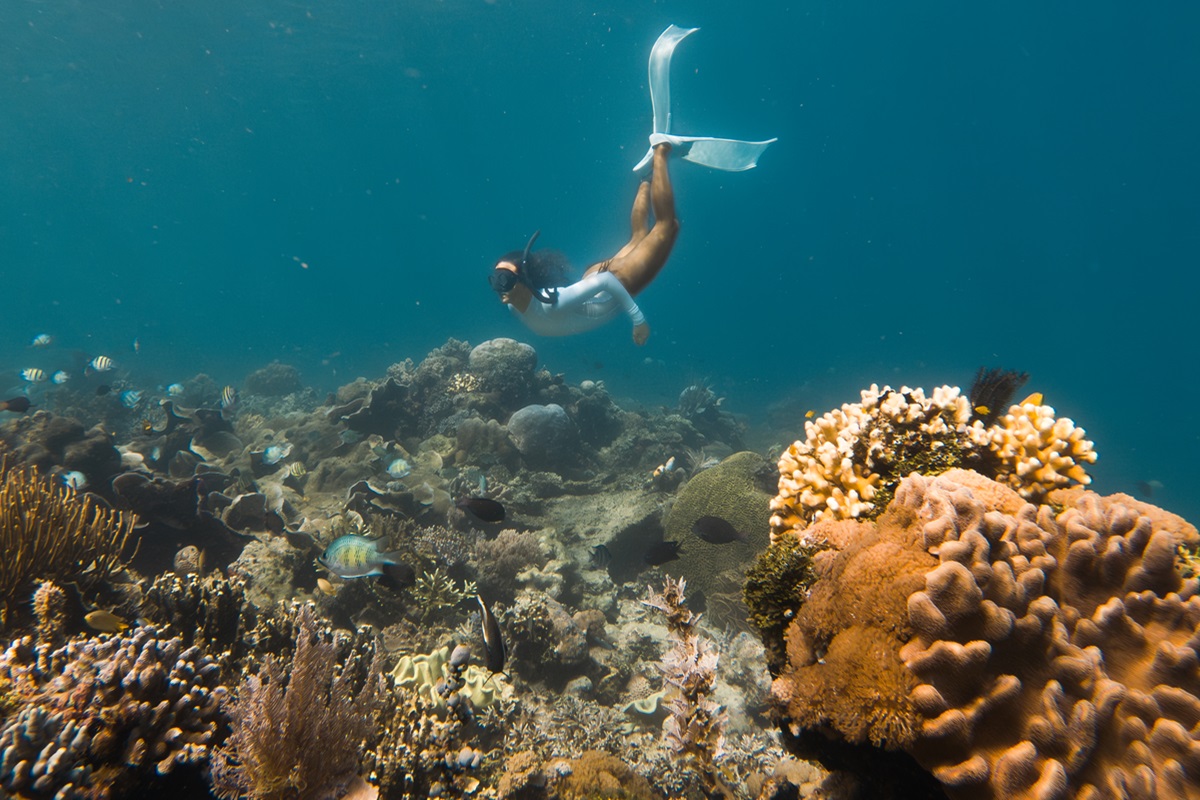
[0,459,135,626]
[765,468,1200,799]
[769,384,1097,539]
[0,625,224,799]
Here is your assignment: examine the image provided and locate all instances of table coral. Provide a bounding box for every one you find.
[765,469,1200,799]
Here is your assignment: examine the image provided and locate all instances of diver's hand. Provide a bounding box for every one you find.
[633,323,650,346]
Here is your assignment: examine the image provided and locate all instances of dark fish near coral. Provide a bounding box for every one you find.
[644,540,682,566]
[477,594,506,675]
[95,385,111,396]
[456,496,505,523]
[589,544,612,569]
[691,515,747,544]
[317,534,409,579]
[0,397,32,414]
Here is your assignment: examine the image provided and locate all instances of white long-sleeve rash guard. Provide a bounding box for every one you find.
[509,271,646,337]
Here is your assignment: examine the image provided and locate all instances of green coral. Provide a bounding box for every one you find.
[410,568,476,623]
[743,534,824,674]
[390,646,509,709]
[661,452,773,628]
[855,417,967,519]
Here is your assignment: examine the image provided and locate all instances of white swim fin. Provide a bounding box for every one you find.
[633,24,777,172]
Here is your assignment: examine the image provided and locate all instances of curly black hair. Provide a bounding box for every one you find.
[498,247,573,291]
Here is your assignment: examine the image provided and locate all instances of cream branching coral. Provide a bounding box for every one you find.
[770,385,1097,539]
[770,384,973,538]
[966,399,1097,499]
[766,469,1200,800]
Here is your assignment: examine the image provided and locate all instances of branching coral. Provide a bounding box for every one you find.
[966,398,1096,499]
[769,384,1097,539]
[0,625,223,798]
[0,460,135,626]
[209,603,385,800]
[766,469,1200,799]
[643,577,730,797]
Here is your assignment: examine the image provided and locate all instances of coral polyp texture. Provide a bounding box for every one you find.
[765,469,1200,799]
[769,384,1097,539]
[0,626,224,799]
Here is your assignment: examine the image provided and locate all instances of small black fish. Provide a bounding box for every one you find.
[457,496,505,523]
[644,540,682,566]
[477,594,506,675]
[589,544,612,569]
[691,515,747,544]
[95,385,111,396]
[0,397,32,413]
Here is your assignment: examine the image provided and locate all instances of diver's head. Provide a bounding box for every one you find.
[489,261,520,296]
[491,230,560,305]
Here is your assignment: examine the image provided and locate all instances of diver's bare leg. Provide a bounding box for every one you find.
[585,180,652,276]
[606,143,678,296]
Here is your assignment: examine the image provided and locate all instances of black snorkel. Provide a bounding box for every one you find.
[518,230,559,305]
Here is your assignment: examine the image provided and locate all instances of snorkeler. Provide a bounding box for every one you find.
[490,25,776,346]
[491,141,676,345]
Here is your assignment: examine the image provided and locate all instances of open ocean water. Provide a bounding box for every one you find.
[2,0,1197,522]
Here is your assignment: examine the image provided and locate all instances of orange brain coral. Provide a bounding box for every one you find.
[770,469,1200,799]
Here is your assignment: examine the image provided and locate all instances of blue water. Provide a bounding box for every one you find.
[2,1,1197,520]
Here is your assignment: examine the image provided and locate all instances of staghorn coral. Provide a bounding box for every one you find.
[643,577,730,797]
[209,603,385,800]
[0,625,224,799]
[411,568,477,624]
[0,460,135,627]
[766,468,1200,799]
[769,384,1097,539]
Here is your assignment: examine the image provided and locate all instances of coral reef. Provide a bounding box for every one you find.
[209,603,385,800]
[0,460,135,627]
[243,361,304,396]
[391,645,512,710]
[474,529,550,603]
[663,451,774,627]
[971,398,1098,500]
[769,384,1097,539]
[0,625,223,798]
[507,404,578,472]
[765,468,1200,799]
[644,577,730,797]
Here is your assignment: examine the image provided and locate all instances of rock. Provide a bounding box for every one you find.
[468,338,537,382]
[243,362,303,396]
[506,404,576,470]
[468,339,539,407]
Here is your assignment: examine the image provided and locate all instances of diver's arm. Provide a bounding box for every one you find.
[558,271,647,332]
[592,272,649,344]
